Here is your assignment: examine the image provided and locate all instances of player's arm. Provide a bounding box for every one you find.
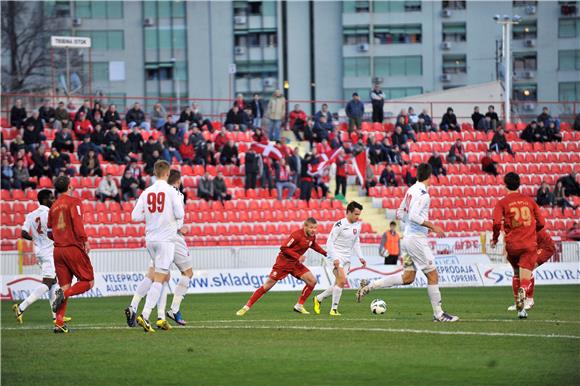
[395,196,406,220]
[409,196,444,236]
[491,201,503,247]
[310,240,327,257]
[70,201,89,252]
[325,222,341,263]
[353,232,366,266]
[21,216,33,241]
[171,189,185,221]
[280,234,302,260]
[131,193,146,222]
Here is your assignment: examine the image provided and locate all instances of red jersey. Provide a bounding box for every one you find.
[492,192,545,250]
[48,193,87,249]
[279,229,327,261]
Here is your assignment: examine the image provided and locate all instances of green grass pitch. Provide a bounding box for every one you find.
[2,285,579,386]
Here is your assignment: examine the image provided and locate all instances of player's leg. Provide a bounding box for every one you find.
[126,265,154,327]
[52,248,73,333]
[293,269,317,314]
[528,239,556,306]
[155,278,172,331]
[330,266,347,315]
[237,277,278,316]
[506,253,521,311]
[168,268,192,325]
[515,249,538,318]
[314,260,343,312]
[13,276,56,323]
[356,252,416,302]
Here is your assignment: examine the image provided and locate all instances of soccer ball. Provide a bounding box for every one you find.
[370,299,388,314]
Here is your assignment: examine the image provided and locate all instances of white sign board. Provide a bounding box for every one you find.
[51,36,92,48]
[228,63,237,74]
[109,61,126,81]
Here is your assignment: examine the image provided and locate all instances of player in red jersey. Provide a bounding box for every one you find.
[492,172,545,319]
[236,217,327,315]
[48,176,95,333]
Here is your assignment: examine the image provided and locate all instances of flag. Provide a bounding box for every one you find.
[250,142,283,161]
[309,147,343,176]
[352,150,367,187]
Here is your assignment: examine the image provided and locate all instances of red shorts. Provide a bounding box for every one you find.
[269,256,310,281]
[536,233,556,267]
[506,246,537,271]
[54,246,95,285]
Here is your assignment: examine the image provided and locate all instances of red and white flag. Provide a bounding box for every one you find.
[309,147,343,176]
[352,150,367,187]
[251,142,283,161]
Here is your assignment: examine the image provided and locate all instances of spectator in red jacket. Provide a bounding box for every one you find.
[447,138,466,164]
[74,112,93,139]
[214,128,229,152]
[335,154,347,198]
[289,104,308,141]
[481,151,498,176]
[179,136,195,165]
[253,127,268,144]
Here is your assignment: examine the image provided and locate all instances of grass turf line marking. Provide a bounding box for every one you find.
[2,323,579,340]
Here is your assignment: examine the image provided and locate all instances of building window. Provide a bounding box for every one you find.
[236,60,278,77]
[91,62,109,82]
[343,58,371,77]
[44,1,71,17]
[374,25,422,44]
[513,83,537,101]
[559,82,580,101]
[443,54,467,74]
[248,1,262,15]
[74,1,123,19]
[559,50,580,70]
[374,56,422,76]
[373,1,422,12]
[558,18,580,38]
[236,32,277,48]
[76,30,124,50]
[144,27,187,50]
[144,0,185,18]
[512,20,537,39]
[343,26,369,45]
[145,63,174,81]
[343,1,370,13]
[512,1,537,6]
[442,23,466,42]
[442,1,466,10]
[513,52,537,71]
[560,2,578,16]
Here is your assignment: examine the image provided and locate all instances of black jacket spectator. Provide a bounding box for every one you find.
[250,98,264,119]
[90,125,107,147]
[23,124,43,147]
[245,150,259,190]
[557,173,579,197]
[10,102,27,128]
[536,183,554,206]
[39,104,56,123]
[24,113,44,133]
[104,108,121,129]
[128,129,144,153]
[379,167,397,187]
[29,146,51,178]
[121,171,140,201]
[53,129,75,153]
[440,108,459,132]
[490,130,514,155]
[125,105,146,126]
[10,136,26,156]
[77,137,101,159]
[428,153,446,177]
[80,151,103,177]
[471,107,484,129]
[143,139,164,164]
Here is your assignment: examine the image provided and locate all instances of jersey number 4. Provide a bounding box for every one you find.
[510,206,532,227]
[147,192,166,213]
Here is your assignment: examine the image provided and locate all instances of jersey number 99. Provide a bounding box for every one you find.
[147,192,165,213]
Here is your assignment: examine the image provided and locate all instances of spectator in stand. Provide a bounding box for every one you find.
[178,105,195,131]
[245,147,260,190]
[574,113,580,131]
[312,173,329,199]
[13,158,36,190]
[365,159,378,192]
[520,121,538,143]
[481,151,498,176]
[447,138,466,164]
[567,222,580,241]
[546,121,563,142]
[266,89,286,141]
[536,182,555,207]
[404,164,418,186]
[536,106,552,126]
[1,159,16,189]
[249,94,264,129]
[1,145,13,164]
[388,142,403,165]
[335,154,347,198]
[440,107,459,132]
[370,84,385,123]
[126,102,150,131]
[79,149,103,177]
[288,147,302,186]
[428,152,446,178]
[195,142,216,166]
[96,174,121,203]
[127,126,144,153]
[53,127,75,153]
[299,153,313,201]
[74,112,93,139]
[379,221,401,265]
[489,128,515,155]
[125,161,146,190]
[277,137,293,159]
[418,109,435,132]
[395,115,417,142]
[534,121,550,142]
[163,127,182,163]
[253,127,269,144]
[23,122,44,151]
[39,99,56,128]
[214,127,229,152]
[557,172,579,197]
[408,107,419,131]
[24,110,44,133]
[75,100,93,122]
[77,135,101,159]
[190,103,213,132]
[117,134,133,164]
[225,104,248,132]
[29,145,50,178]
[198,172,214,201]
[289,104,308,141]
[391,125,409,155]
[144,150,162,175]
[10,99,27,129]
[142,136,163,165]
[485,105,499,131]
[234,93,246,110]
[104,104,122,129]
[345,92,364,134]
[92,110,105,129]
[90,123,106,148]
[554,181,577,211]
[220,140,239,166]
[150,103,167,130]
[53,101,68,129]
[368,135,383,165]
[379,165,397,187]
[312,115,332,145]
[121,169,140,201]
[471,106,484,130]
[260,156,275,190]
[9,135,26,157]
[189,126,205,150]
[314,104,333,125]
[91,101,104,122]
[104,126,122,160]
[51,148,75,177]
[477,115,492,133]
[178,136,195,165]
[213,171,231,203]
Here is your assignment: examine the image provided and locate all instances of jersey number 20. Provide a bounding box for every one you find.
[147,192,165,213]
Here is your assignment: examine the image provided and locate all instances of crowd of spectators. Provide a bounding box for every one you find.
[536,173,579,212]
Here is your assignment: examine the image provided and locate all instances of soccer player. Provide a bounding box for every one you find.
[313,201,367,316]
[491,172,545,319]
[131,160,184,332]
[49,176,95,333]
[125,169,192,327]
[236,217,326,316]
[356,164,459,322]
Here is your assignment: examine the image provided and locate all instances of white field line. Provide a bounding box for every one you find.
[2,322,580,340]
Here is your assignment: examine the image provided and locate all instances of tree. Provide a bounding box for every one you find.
[1,1,58,92]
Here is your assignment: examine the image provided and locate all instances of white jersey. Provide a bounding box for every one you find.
[326,217,364,264]
[132,180,185,242]
[22,205,54,259]
[397,181,430,237]
[175,188,185,230]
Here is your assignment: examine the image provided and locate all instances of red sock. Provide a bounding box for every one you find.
[246,286,267,308]
[64,281,92,298]
[56,298,68,326]
[298,284,315,305]
[512,276,520,302]
[528,276,535,299]
[520,278,532,297]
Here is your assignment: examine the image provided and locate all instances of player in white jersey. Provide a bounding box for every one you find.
[12,190,69,324]
[313,201,367,316]
[356,163,459,322]
[130,160,184,333]
[125,170,192,327]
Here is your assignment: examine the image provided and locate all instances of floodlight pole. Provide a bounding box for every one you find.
[495,17,519,124]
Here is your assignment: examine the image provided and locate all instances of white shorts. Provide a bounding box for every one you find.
[146,241,175,273]
[173,235,192,272]
[328,257,351,275]
[36,253,56,278]
[402,235,436,273]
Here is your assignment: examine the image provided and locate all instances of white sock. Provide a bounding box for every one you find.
[370,275,404,290]
[49,285,57,319]
[316,286,334,302]
[130,277,152,311]
[19,284,49,312]
[157,283,168,320]
[331,285,343,310]
[428,285,443,317]
[171,275,190,314]
[142,282,163,321]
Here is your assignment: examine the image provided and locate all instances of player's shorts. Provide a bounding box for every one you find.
[269,256,310,281]
[402,234,436,273]
[54,246,94,285]
[506,246,537,271]
[536,232,556,267]
[36,253,56,278]
[173,235,192,272]
[146,241,175,273]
